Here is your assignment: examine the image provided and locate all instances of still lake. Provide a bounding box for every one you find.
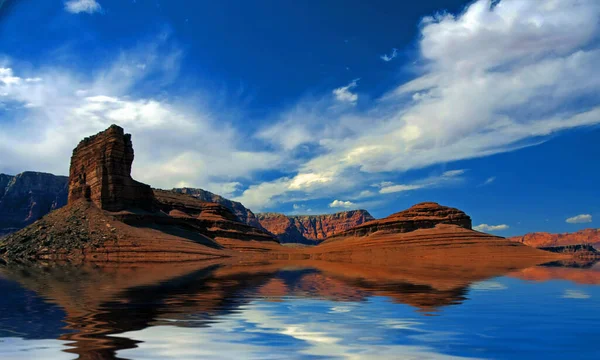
[0,260,598,360]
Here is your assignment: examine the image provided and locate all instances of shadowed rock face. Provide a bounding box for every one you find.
[68,125,155,212]
[329,202,472,238]
[0,172,68,236]
[257,210,375,244]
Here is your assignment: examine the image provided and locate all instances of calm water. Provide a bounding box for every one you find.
[0,260,598,359]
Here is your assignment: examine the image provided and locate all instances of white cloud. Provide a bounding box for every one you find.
[378,169,465,194]
[380,48,398,62]
[0,38,283,194]
[562,289,591,299]
[329,200,355,209]
[379,184,424,194]
[566,214,592,224]
[241,0,600,211]
[470,281,508,291]
[473,224,509,232]
[482,176,496,186]
[332,79,359,104]
[65,0,102,14]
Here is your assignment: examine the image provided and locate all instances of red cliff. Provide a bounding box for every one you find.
[257,210,375,244]
[508,229,600,248]
[328,202,471,239]
[68,125,155,212]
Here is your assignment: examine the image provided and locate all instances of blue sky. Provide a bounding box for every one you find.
[0,0,599,236]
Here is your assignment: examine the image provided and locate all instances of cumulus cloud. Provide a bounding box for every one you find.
[566,214,592,224]
[473,224,509,232]
[0,37,282,194]
[242,0,600,211]
[380,48,398,62]
[329,200,355,209]
[65,0,102,14]
[332,79,359,104]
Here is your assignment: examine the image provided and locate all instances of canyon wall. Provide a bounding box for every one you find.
[257,210,375,244]
[508,229,600,248]
[0,172,68,236]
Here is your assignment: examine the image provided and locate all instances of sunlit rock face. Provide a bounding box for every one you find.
[67,125,155,212]
[509,229,600,249]
[329,202,472,238]
[0,172,68,235]
[257,210,375,244]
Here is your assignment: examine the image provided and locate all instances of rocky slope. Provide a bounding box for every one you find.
[172,187,264,230]
[0,172,68,236]
[0,125,276,261]
[256,210,375,245]
[326,202,471,240]
[508,229,600,248]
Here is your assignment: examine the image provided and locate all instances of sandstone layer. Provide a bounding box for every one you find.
[509,228,600,248]
[257,210,375,244]
[0,172,68,236]
[68,125,155,212]
[172,187,265,230]
[326,202,471,239]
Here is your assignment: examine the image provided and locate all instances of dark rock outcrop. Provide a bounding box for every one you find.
[172,188,265,230]
[68,125,155,212]
[538,244,600,259]
[0,172,68,236]
[328,202,472,239]
[257,210,375,245]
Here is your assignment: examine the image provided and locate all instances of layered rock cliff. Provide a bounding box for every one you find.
[257,210,375,244]
[172,187,264,230]
[327,202,472,239]
[508,229,600,249]
[68,125,155,212]
[0,125,276,261]
[0,172,68,236]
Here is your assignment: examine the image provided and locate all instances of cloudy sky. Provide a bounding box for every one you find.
[0,0,599,235]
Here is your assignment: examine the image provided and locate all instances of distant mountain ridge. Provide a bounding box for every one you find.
[508,229,600,249]
[256,210,375,245]
[0,172,68,236]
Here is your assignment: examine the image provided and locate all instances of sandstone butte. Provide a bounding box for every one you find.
[0,125,565,268]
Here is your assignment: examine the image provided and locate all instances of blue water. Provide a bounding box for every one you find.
[0,262,598,359]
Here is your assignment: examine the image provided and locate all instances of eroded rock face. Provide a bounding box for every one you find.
[0,172,68,236]
[508,229,600,248]
[330,202,472,238]
[172,188,265,230]
[68,125,155,212]
[152,190,277,243]
[257,210,375,244]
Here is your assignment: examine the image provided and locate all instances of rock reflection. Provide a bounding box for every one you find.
[0,259,556,359]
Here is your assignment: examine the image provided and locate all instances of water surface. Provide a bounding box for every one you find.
[0,260,598,359]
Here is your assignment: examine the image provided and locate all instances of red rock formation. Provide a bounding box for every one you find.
[257,210,375,244]
[508,229,600,248]
[151,190,277,244]
[68,125,155,212]
[328,202,471,239]
[172,188,265,230]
